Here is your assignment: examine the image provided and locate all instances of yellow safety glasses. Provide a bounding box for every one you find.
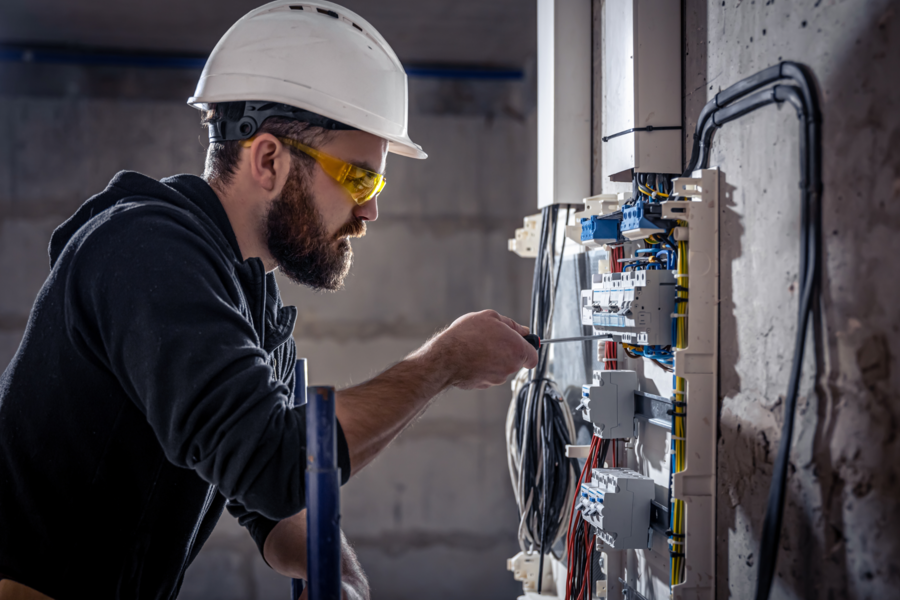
[240,136,386,204]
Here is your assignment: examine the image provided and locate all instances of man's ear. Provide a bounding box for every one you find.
[247,133,292,195]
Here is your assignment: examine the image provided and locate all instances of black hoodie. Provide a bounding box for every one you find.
[0,172,350,599]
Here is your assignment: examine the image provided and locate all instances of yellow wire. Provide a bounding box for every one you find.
[671,215,689,587]
[638,183,670,198]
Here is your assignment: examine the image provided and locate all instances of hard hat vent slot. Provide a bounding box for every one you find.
[289,5,304,9]
[316,8,339,19]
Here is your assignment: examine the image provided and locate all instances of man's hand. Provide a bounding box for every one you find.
[265,509,369,600]
[429,310,539,390]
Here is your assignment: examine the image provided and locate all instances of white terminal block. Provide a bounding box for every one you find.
[578,468,654,550]
[578,370,638,439]
[507,552,554,595]
[581,270,675,345]
[508,213,542,258]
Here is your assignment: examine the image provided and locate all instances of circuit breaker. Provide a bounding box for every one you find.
[581,270,676,345]
[578,468,654,550]
[579,370,638,439]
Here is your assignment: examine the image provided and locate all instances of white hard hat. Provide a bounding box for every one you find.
[188,0,426,159]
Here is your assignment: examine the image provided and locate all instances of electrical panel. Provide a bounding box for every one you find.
[578,370,638,439]
[577,468,654,550]
[506,170,721,600]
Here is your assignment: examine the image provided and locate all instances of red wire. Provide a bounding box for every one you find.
[569,245,625,599]
[566,436,600,599]
[577,522,592,599]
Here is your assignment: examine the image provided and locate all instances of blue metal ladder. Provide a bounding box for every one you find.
[292,359,341,600]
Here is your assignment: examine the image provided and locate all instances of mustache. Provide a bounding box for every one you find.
[336,218,366,239]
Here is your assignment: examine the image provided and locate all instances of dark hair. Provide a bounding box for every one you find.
[200,102,336,188]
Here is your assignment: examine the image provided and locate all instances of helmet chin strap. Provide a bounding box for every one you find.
[208,101,358,143]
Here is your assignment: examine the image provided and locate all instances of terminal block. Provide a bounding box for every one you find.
[578,370,638,439]
[580,216,620,247]
[581,270,675,346]
[578,468,654,550]
[508,213,542,258]
[620,202,669,240]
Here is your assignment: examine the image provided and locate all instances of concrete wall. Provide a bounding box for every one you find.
[0,67,536,598]
[681,1,900,598]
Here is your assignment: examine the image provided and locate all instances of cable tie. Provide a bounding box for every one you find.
[666,410,687,417]
[670,313,689,318]
[672,391,685,396]
[671,400,687,407]
[671,435,687,441]
[601,125,682,142]
[674,274,690,278]
[665,530,685,539]
[669,551,686,558]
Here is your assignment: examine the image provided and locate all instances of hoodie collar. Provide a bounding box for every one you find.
[161,174,244,263]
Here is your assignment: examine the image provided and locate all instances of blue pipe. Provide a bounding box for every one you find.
[0,45,524,80]
[306,385,342,600]
[291,360,309,600]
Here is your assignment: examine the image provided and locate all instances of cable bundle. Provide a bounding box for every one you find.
[506,205,578,588]
[564,436,610,600]
[668,230,690,586]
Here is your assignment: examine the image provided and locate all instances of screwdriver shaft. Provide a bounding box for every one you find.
[540,334,612,344]
[522,333,611,350]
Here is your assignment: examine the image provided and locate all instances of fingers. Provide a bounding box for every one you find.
[492,311,531,336]
[486,311,537,371]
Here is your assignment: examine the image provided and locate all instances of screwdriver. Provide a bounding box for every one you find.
[523,333,611,350]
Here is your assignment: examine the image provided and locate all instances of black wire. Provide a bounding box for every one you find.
[514,204,576,589]
[683,62,822,600]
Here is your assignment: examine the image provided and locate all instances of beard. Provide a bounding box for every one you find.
[265,161,366,291]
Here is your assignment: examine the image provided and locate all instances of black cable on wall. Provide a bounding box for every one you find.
[682,61,823,600]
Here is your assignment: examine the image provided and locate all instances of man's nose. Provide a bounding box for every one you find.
[353,196,378,222]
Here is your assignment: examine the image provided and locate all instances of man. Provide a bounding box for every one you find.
[0,2,537,599]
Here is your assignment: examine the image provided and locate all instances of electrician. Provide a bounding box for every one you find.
[0,2,538,598]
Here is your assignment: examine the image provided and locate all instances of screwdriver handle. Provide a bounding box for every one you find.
[523,333,541,350]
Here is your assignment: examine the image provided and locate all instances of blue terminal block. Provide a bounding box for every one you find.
[580,216,620,245]
[621,202,667,240]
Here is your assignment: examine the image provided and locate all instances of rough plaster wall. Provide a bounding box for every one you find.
[680,0,900,598]
[0,74,536,598]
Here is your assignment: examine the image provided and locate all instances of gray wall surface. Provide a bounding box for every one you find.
[0,70,536,598]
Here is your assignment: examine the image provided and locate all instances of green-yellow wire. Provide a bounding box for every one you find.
[672,216,690,586]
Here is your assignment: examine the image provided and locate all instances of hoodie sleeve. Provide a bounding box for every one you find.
[64,201,350,521]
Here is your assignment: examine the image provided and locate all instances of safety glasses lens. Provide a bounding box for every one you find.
[342,168,386,204]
